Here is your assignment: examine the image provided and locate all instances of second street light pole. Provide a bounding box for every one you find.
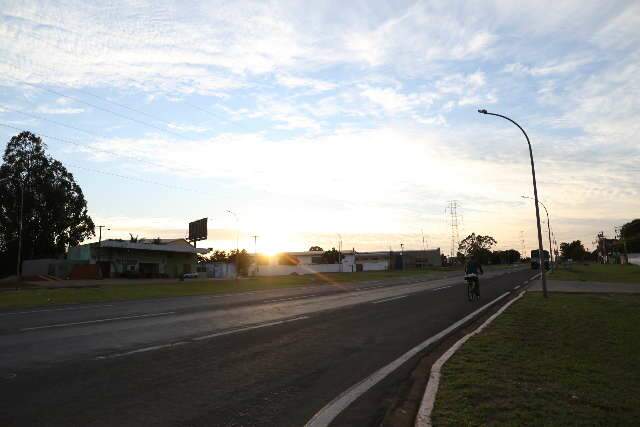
[479,109,548,297]
[522,196,554,271]
[226,210,239,279]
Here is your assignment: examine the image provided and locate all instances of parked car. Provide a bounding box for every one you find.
[182,272,199,279]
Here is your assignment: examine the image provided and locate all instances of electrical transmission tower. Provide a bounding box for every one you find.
[520,230,526,258]
[445,200,461,258]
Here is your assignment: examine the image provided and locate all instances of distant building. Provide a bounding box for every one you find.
[68,238,206,278]
[252,250,356,276]
[389,249,442,270]
[250,248,442,276]
[196,262,236,279]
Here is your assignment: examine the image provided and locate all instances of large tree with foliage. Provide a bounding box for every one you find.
[559,240,588,261]
[0,132,94,275]
[620,219,640,252]
[458,233,497,264]
[490,249,521,264]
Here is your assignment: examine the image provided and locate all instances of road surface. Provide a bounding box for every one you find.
[0,267,535,426]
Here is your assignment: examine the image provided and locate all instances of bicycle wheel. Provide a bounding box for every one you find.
[467,281,474,301]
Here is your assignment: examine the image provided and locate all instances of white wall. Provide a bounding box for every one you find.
[628,253,640,266]
[360,261,388,271]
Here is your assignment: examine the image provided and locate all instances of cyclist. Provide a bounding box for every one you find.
[464,255,484,297]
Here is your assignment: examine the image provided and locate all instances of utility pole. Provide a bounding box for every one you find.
[96,225,109,263]
[400,243,405,271]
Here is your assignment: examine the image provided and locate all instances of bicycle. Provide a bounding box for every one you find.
[464,273,480,301]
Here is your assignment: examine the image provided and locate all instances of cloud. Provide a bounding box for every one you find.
[275,74,336,92]
[503,57,591,76]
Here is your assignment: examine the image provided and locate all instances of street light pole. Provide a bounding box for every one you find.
[400,243,405,271]
[225,210,239,279]
[16,181,24,281]
[479,109,548,297]
[522,196,554,271]
[337,234,343,273]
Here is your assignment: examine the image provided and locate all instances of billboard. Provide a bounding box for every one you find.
[188,218,208,242]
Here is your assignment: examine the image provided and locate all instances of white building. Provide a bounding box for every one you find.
[252,250,356,276]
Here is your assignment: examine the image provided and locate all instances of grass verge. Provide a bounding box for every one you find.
[551,262,640,283]
[432,293,640,425]
[0,266,467,310]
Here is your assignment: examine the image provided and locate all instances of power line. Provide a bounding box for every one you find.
[6,60,251,135]
[0,122,195,176]
[0,122,218,196]
[18,80,190,140]
[64,161,217,197]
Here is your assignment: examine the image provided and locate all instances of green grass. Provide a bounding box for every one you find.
[551,262,640,283]
[432,293,640,426]
[0,266,465,310]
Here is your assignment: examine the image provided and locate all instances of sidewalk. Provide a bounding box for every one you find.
[529,279,640,293]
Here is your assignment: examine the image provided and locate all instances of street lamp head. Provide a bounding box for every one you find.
[478,109,488,114]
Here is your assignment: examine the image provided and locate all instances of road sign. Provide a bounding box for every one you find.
[188,218,208,242]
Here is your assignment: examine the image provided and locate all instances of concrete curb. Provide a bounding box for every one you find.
[414,289,528,427]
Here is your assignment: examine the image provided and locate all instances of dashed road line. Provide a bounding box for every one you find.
[95,316,310,360]
[372,295,409,304]
[0,304,114,317]
[21,311,176,331]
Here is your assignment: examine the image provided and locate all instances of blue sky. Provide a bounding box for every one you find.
[1,0,639,254]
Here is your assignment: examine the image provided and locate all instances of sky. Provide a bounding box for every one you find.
[0,0,639,256]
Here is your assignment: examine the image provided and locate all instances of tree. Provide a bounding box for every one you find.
[490,249,521,264]
[308,246,323,252]
[620,219,640,252]
[198,250,228,264]
[559,240,588,261]
[322,248,344,264]
[228,249,251,276]
[0,132,94,276]
[458,233,497,264]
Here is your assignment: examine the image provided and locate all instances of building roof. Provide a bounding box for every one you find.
[82,238,207,254]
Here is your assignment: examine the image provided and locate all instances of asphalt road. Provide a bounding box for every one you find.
[0,267,535,426]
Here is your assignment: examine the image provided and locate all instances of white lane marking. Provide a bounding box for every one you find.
[192,316,309,341]
[0,304,114,317]
[372,295,408,304]
[432,285,453,291]
[514,285,521,290]
[94,316,310,360]
[20,311,176,331]
[304,292,510,427]
[415,290,527,426]
[95,341,190,360]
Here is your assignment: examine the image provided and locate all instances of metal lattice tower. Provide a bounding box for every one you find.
[446,200,460,258]
[520,230,526,258]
